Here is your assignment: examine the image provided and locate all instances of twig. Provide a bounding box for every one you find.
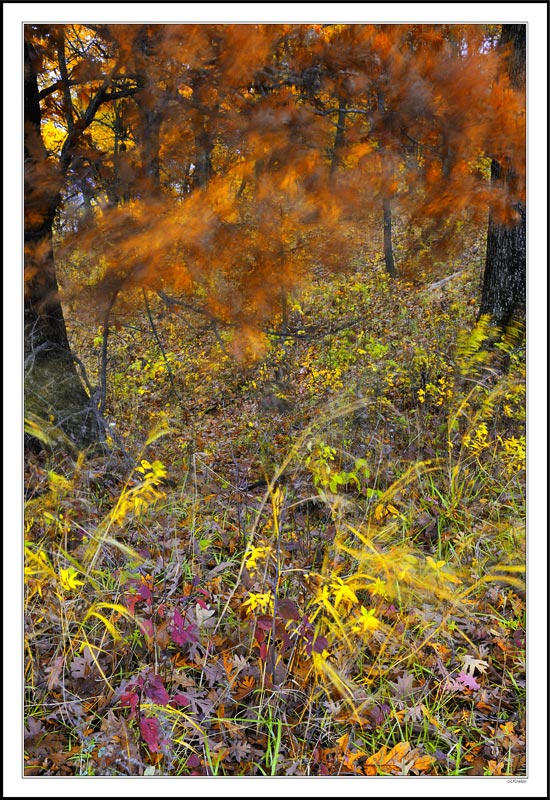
[99,288,119,415]
[142,289,183,401]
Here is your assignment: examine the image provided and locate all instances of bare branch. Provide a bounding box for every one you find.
[142,289,183,401]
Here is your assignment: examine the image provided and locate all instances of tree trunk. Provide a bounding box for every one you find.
[377,90,398,278]
[24,38,100,450]
[330,102,347,175]
[382,197,398,278]
[191,73,214,189]
[479,24,526,327]
[194,127,213,189]
[479,161,526,326]
[140,107,162,189]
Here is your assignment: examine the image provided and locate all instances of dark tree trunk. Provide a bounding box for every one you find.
[24,37,100,449]
[330,102,347,175]
[141,107,162,189]
[191,73,214,189]
[377,90,398,278]
[382,197,398,278]
[479,24,526,327]
[480,161,526,326]
[194,127,213,188]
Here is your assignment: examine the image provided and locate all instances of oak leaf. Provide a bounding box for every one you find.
[364,741,411,774]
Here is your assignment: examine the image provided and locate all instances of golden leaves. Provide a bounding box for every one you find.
[41,120,66,154]
[27,22,526,373]
[335,736,436,776]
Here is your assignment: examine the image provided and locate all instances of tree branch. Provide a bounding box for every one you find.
[98,288,119,415]
[142,289,183,401]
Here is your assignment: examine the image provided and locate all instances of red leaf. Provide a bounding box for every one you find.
[139,581,153,601]
[277,599,300,620]
[139,716,162,752]
[145,674,170,706]
[120,689,139,714]
[313,635,329,653]
[124,593,140,614]
[140,619,154,639]
[171,693,190,707]
[170,607,199,646]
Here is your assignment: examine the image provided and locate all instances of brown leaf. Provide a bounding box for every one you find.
[46,655,65,691]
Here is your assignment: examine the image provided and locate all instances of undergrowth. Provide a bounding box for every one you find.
[24,251,526,777]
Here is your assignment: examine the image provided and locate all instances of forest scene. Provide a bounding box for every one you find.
[20,17,534,784]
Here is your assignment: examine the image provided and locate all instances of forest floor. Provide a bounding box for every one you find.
[23,228,526,777]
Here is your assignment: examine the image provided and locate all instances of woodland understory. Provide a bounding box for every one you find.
[24,224,526,777]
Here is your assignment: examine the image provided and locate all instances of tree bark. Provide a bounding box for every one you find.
[479,24,526,327]
[140,107,162,189]
[382,196,398,278]
[377,90,398,278]
[330,102,347,175]
[191,72,214,189]
[24,37,100,449]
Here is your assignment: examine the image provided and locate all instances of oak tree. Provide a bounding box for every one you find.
[479,24,526,326]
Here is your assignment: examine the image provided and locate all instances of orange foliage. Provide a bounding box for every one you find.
[25,23,525,353]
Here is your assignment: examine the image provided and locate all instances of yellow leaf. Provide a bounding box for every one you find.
[366,742,411,767]
[499,721,515,736]
[426,556,446,570]
[412,754,435,772]
[365,741,411,773]
[385,741,411,763]
[58,566,85,591]
[41,120,66,154]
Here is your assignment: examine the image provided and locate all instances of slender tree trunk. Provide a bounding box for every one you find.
[382,197,398,278]
[191,73,214,189]
[330,102,347,175]
[479,24,526,327]
[194,127,213,188]
[377,90,398,278]
[141,107,162,189]
[24,38,100,449]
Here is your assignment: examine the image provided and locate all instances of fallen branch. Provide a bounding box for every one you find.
[427,271,462,291]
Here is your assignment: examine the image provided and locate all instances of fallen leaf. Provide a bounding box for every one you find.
[364,741,411,774]
[457,671,480,691]
[461,654,488,675]
[145,673,170,706]
[139,716,162,753]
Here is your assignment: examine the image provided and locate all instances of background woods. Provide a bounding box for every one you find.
[20,20,532,782]
[24,23,525,448]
